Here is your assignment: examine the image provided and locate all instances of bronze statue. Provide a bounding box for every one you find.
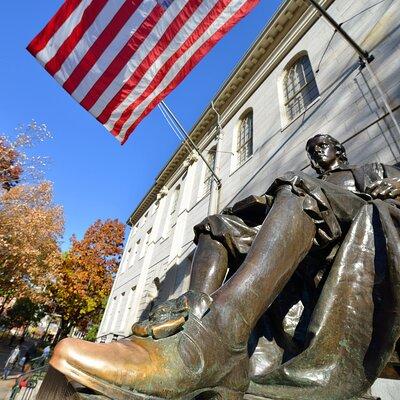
[40,134,400,400]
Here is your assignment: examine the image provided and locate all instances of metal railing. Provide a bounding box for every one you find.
[8,358,49,400]
[95,332,129,343]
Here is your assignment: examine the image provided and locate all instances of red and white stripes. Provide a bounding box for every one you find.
[28,0,259,144]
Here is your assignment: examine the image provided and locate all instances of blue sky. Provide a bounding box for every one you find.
[0,0,281,249]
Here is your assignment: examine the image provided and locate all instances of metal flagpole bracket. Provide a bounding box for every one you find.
[160,101,222,189]
[305,0,374,65]
[305,0,400,138]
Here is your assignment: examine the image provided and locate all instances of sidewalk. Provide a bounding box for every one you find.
[0,340,19,400]
[0,336,37,400]
[0,379,14,400]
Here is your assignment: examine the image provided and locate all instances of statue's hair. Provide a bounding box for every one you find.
[306,134,348,173]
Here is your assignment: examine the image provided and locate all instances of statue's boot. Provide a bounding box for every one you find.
[246,204,400,400]
[50,292,250,400]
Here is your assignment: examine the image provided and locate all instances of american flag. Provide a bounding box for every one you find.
[28,0,259,144]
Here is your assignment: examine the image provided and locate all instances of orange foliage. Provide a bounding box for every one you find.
[0,181,64,298]
[0,138,22,190]
[50,219,125,331]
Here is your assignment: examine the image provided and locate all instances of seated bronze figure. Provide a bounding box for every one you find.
[40,134,400,400]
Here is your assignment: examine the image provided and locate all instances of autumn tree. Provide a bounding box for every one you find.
[0,138,22,190]
[0,182,64,308]
[5,297,46,333]
[0,121,52,189]
[0,121,62,314]
[50,219,125,340]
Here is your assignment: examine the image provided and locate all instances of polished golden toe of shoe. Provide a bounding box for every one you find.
[49,291,249,400]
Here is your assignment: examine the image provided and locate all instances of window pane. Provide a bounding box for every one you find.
[237,112,253,167]
[284,55,319,121]
[204,147,216,195]
[171,186,180,214]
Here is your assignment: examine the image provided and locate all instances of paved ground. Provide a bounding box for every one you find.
[0,340,19,400]
[0,335,38,400]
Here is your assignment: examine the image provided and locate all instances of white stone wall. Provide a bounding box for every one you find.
[98,0,400,342]
[371,378,400,400]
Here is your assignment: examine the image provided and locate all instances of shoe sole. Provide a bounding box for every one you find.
[61,362,243,400]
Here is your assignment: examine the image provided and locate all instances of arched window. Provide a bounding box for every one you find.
[203,146,216,195]
[283,54,319,122]
[168,184,181,231]
[237,110,253,167]
[170,185,180,216]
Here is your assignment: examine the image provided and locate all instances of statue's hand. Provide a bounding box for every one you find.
[132,291,212,339]
[367,177,400,199]
[221,206,234,215]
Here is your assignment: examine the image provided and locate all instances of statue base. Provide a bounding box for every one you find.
[37,366,383,400]
[75,391,379,400]
[244,395,378,400]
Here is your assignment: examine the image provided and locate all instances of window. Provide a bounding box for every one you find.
[121,287,136,333]
[152,200,160,216]
[121,247,132,272]
[140,228,152,258]
[237,111,253,167]
[107,296,117,333]
[146,228,152,246]
[283,54,319,122]
[116,292,125,331]
[132,239,140,264]
[140,212,149,228]
[166,185,181,232]
[170,185,180,216]
[203,147,216,195]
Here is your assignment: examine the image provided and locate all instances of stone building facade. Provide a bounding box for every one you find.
[98,0,400,346]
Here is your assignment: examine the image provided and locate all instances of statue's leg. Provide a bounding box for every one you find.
[47,186,317,400]
[190,233,229,294]
[247,203,400,400]
[191,229,289,380]
[209,186,316,347]
[190,213,259,294]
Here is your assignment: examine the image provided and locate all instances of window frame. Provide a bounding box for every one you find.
[164,184,181,235]
[170,185,180,217]
[203,146,217,196]
[236,109,253,169]
[282,53,319,124]
[133,238,141,263]
[140,228,152,259]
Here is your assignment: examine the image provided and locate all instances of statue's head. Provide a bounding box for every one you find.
[306,134,348,174]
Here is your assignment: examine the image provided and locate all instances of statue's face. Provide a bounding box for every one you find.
[307,136,340,172]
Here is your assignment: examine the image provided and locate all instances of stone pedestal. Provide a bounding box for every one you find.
[244,394,379,400]
[370,378,400,400]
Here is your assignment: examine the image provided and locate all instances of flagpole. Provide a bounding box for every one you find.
[208,101,223,214]
[305,0,400,138]
[306,0,372,62]
[160,101,222,189]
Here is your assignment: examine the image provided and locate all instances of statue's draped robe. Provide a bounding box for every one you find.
[195,164,400,399]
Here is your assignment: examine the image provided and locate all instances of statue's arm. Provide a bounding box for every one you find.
[366,164,400,199]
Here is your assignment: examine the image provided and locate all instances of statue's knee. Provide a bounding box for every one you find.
[51,338,80,366]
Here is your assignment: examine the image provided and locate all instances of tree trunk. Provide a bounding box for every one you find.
[53,318,72,344]
[22,325,28,338]
[0,293,10,315]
